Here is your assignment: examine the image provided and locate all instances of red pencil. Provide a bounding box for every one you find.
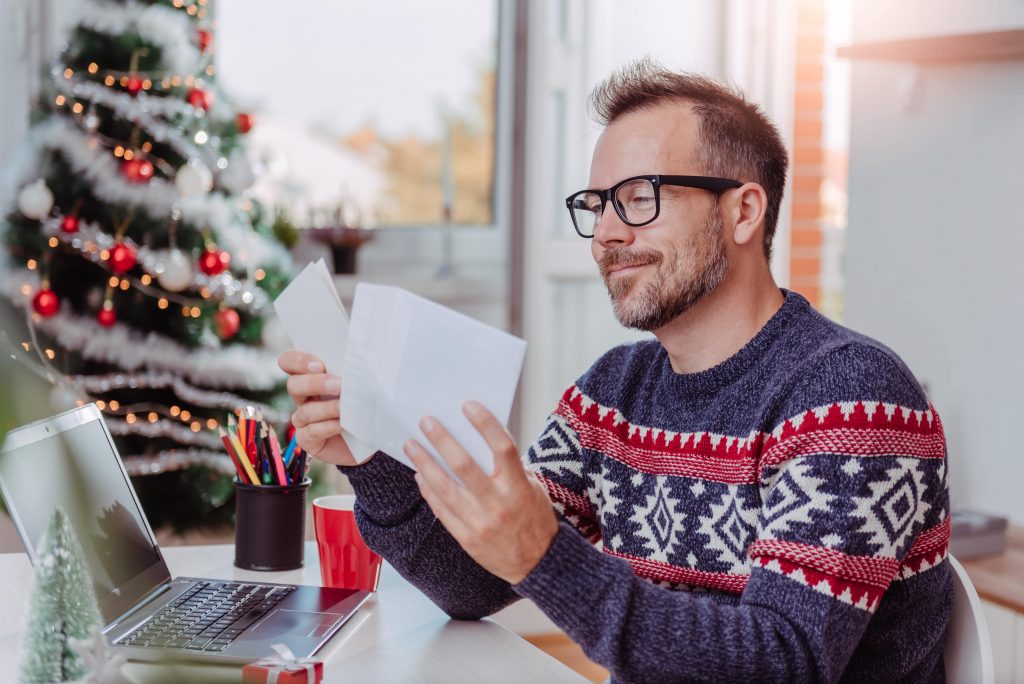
[267,425,288,485]
[218,429,247,481]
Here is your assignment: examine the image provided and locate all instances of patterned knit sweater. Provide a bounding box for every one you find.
[340,289,952,683]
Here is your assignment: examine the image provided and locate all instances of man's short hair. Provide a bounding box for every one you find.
[590,59,789,260]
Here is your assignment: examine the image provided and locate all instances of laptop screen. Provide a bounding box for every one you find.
[0,405,169,624]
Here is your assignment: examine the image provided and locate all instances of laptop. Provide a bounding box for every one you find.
[0,403,370,664]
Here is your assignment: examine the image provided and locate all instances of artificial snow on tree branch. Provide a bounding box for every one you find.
[78,0,202,76]
[1,266,286,391]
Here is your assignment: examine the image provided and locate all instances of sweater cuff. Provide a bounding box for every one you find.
[512,521,609,616]
[336,452,422,526]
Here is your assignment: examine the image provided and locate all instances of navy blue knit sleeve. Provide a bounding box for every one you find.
[339,454,520,619]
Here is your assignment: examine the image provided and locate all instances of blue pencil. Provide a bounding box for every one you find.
[282,434,297,466]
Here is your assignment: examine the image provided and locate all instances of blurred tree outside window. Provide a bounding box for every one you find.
[217,0,499,229]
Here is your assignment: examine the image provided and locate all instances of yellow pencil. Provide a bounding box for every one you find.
[220,427,259,485]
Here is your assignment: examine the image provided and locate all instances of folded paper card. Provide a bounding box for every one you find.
[272,259,375,461]
[273,263,527,474]
[341,283,527,474]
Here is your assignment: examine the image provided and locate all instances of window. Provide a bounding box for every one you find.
[217,0,501,229]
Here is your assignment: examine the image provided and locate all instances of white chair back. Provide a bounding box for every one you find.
[944,554,995,684]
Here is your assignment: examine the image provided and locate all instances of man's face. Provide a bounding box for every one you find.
[589,103,729,331]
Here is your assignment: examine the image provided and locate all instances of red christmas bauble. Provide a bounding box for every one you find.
[187,87,213,111]
[197,29,213,52]
[121,158,155,183]
[126,76,143,96]
[215,308,240,340]
[109,242,137,274]
[97,305,117,327]
[236,113,254,134]
[60,215,80,234]
[32,288,59,317]
[198,248,230,276]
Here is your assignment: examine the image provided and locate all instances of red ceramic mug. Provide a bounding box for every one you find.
[312,494,383,592]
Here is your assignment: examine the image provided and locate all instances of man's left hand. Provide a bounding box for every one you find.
[404,401,559,585]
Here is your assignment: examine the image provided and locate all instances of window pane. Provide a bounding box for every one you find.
[217,0,499,228]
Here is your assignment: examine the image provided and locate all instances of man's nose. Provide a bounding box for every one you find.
[593,202,635,247]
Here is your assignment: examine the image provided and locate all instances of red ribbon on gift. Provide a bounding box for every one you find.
[243,643,322,684]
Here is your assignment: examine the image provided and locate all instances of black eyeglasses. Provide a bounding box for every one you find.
[565,174,742,238]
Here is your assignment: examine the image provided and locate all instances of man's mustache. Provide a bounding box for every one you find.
[599,248,663,279]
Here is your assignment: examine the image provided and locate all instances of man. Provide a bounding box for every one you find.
[280,61,951,683]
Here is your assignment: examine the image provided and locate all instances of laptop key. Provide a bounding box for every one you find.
[186,638,212,649]
[228,609,266,630]
[205,643,228,652]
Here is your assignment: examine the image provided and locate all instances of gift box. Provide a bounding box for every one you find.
[242,643,323,684]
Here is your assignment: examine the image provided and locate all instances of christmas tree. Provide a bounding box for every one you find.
[20,508,103,683]
[0,0,295,530]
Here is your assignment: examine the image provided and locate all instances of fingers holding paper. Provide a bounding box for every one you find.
[404,401,559,585]
[277,350,358,467]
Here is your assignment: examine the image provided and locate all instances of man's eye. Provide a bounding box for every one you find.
[629,196,655,206]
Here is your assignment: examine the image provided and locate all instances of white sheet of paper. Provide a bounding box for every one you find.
[341,283,527,474]
[272,259,376,461]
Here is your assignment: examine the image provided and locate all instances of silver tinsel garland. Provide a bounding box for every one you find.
[10,119,292,272]
[1,265,286,390]
[78,0,202,76]
[121,448,236,476]
[70,370,289,423]
[40,215,271,314]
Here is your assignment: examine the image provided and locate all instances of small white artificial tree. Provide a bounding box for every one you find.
[20,507,103,683]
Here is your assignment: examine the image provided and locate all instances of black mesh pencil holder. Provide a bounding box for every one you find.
[233,477,310,571]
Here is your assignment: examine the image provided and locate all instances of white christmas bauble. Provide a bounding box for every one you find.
[17,179,54,219]
[156,249,194,292]
[218,149,257,194]
[260,314,291,352]
[175,160,213,197]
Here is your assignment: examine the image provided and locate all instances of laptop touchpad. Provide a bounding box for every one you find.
[251,610,342,638]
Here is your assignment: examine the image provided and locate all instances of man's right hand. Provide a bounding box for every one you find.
[278,350,364,467]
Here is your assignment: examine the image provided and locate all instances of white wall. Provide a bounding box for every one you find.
[843,5,1024,522]
[852,0,1024,43]
[518,0,797,444]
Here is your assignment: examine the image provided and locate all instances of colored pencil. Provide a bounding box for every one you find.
[267,424,288,485]
[222,427,259,484]
[218,430,247,481]
[282,434,297,467]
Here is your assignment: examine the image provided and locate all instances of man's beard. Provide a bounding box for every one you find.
[599,204,729,331]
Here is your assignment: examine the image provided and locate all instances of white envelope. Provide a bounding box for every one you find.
[271,259,376,461]
[341,283,527,475]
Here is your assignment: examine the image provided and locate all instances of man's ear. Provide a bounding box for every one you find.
[729,183,768,247]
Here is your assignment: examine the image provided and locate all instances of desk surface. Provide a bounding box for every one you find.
[0,542,588,684]
[961,525,1024,614]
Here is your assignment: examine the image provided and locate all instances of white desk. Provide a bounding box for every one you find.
[0,542,588,683]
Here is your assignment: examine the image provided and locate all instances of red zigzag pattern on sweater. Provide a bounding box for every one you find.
[555,386,945,486]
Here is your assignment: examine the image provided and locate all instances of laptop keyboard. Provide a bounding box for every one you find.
[115,581,296,652]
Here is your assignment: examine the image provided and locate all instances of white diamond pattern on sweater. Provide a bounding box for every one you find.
[630,476,686,563]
